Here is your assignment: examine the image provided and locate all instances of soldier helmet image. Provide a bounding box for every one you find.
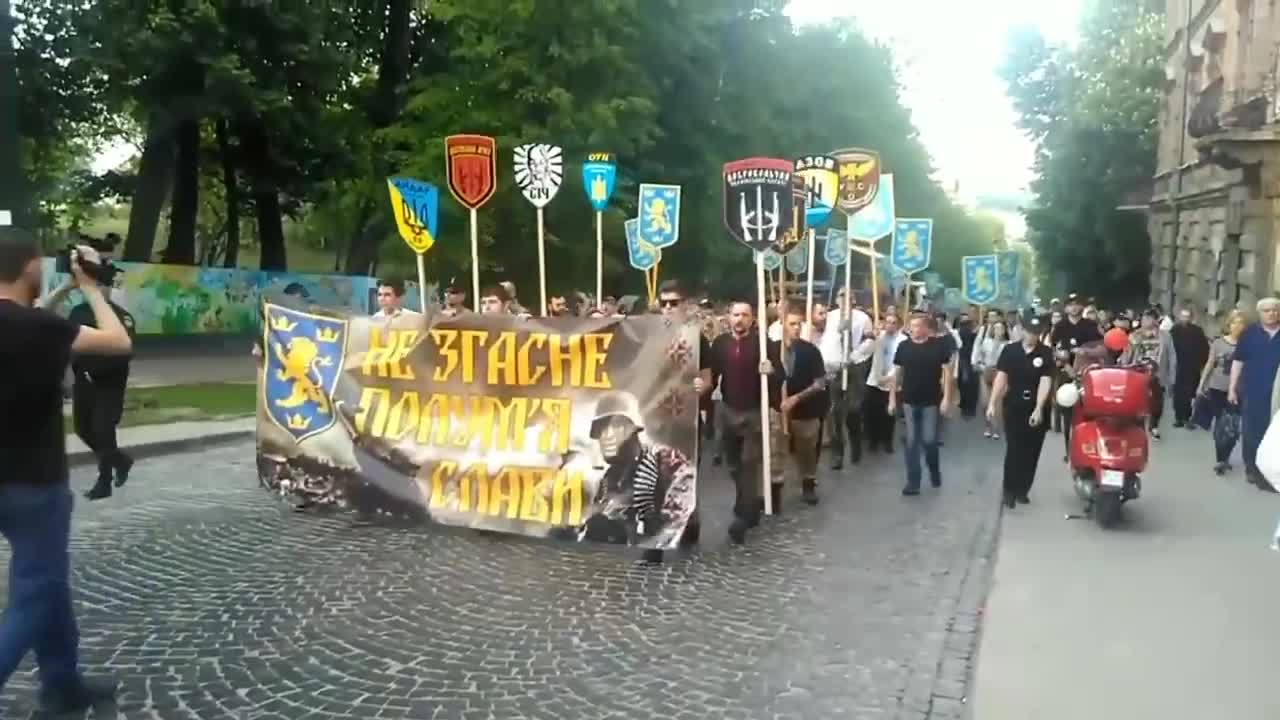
[589,390,644,439]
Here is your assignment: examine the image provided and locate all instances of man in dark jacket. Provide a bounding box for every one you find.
[1169,307,1210,428]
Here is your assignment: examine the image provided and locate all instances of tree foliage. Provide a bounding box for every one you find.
[13,0,995,295]
[1000,0,1163,307]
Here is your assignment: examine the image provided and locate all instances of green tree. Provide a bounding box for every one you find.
[1000,0,1162,306]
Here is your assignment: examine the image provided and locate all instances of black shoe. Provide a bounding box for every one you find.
[1016,495,1030,504]
[930,475,942,489]
[1172,421,1185,428]
[849,451,862,465]
[1150,428,1161,440]
[712,455,722,467]
[801,479,819,506]
[39,676,117,715]
[902,486,920,496]
[831,459,844,471]
[1214,462,1227,476]
[114,455,134,488]
[770,484,784,515]
[1003,492,1016,509]
[728,518,748,544]
[85,478,112,501]
[642,549,664,564]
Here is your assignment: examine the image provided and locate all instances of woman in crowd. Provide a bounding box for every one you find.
[972,320,1010,439]
[1199,310,1245,475]
[1121,308,1177,440]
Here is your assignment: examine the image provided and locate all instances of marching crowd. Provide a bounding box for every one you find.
[370,275,1280,546]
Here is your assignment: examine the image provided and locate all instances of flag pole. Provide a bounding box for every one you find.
[804,227,816,335]
[841,242,853,392]
[469,208,480,306]
[595,211,603,305]
[536,207,547,316]
[756,251,774,516]
[416,252,427,315]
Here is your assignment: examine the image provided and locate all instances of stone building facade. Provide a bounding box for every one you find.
[1148,0,1280,317]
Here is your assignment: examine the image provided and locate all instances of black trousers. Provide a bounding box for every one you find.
[72,375,129,478]
[1148,379,1165,430]
[863,386,895,451]
[1172,374,1197,425]
[1003,399,1049,498]
[958,371,980,418]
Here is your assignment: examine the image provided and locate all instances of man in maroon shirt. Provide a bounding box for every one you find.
[709,300,775,543]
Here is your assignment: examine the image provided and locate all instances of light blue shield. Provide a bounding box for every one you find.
[625,217,660,271]
[761,249,783,272]
[849,174,895,242]
[637,183,681,249]
[262,304,348,443]
[997,251,1020,301]
[582,153,617,212]
[922,271,944,302]
[891,218,932,275]
[824,229,848,266]
[962,255,1000,306]
[785,234,808,274]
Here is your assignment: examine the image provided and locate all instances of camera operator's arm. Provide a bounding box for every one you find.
[36,280,74,309]
[66,247,131,355]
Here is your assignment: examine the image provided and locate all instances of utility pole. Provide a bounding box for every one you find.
[0,0,21,226]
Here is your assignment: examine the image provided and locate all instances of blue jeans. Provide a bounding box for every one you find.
[903,404,941,490]
[0,481,81,693]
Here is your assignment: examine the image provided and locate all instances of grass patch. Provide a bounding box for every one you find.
[65,382,257,432]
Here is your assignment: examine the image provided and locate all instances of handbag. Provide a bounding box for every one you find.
[1214,405,1242,448]
[1190,393,1215,430]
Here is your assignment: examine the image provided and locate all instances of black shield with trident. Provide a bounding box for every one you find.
[722,158,795,254]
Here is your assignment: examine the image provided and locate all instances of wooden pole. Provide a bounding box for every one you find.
[869,238,881,322]
[595,211,603,306]
[756,252,774,516]
[469,208,480,307]
[841,242,853,391]
[804,227,816,336]
[415,252,427,315]
[536,207,547,316]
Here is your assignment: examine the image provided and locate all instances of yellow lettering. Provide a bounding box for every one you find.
[518,468,551,523]
[491,396,532,452]
[353,387,391,436]
[388,331,418,380]
[548,333,582,387]
[429,461,456,508]
[431,329,459,382]
[582,333,612,388]
[458,464,489,513]
[459,330,488,384]
[517,334,547,386]
[361,327,394,377]
[486,331,517,386]
[537,398,572,454]
[488,467,521,519]
[417,393,453,446]
[383,390,420,440]
[551,470,584,526]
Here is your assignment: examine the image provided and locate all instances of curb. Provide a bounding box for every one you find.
[68,429,254,467]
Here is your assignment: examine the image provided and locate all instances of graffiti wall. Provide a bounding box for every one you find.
[38,259,421,335]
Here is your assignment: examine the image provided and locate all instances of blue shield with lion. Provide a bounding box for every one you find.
[262,304,348,442]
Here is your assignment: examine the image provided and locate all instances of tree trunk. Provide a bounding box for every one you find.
[217,119,241,269]
[236,115,286,271]
[163,117,200,264]
[122,112,175,262]
[344,0,413,275]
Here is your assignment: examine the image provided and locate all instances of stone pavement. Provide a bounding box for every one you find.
[1,421,1006,720]
[970,424,1280,720]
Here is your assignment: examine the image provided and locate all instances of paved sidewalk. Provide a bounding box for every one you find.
[67,417,255,466]
[969,426,1280,720]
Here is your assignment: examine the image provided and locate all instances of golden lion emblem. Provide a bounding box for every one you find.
[272,336,334,415]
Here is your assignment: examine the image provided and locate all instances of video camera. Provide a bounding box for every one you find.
[55,233,121,286]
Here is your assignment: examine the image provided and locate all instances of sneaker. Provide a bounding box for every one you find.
[992,433,1001,440]
[38,676,117,715]
[983,431,992,438]
[1173,421,1185,428]
[1213,462,1227,476]
[902,487,921,496]
[1150,428,1162,440]
[642,549,664,564]
[1016,495,1030,504]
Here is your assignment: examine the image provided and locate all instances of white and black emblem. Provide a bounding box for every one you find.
[513,143,563,208]
[722,157,795,253]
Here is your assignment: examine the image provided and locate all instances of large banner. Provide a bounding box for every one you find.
[255,304,700,549]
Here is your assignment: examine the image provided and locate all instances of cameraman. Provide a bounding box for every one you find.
[47,264,136,500]
[0,228,128,711]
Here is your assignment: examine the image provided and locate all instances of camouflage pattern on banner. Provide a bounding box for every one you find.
[255,304,701,550]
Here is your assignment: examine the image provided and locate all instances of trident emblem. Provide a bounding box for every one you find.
[399,200,426,240]
[740,186,780,244]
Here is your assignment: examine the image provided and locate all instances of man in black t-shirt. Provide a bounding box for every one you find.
[889,313,954,495]
[0,229,129,712]
[767,307,828,509]
[64,281,137,500]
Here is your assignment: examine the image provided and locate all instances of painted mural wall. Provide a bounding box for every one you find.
[40,259,434,335]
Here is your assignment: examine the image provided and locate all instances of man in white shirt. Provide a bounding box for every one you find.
[372,278,421,319]
[818,291,875,468]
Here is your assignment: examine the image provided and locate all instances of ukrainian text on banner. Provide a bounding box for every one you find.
[255,304,700,549]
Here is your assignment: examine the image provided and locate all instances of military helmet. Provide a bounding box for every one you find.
[589,391,644,438]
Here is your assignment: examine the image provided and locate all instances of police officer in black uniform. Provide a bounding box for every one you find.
[67,273,136,500]
[987,314,1055,508]
[1049,293,1102,457]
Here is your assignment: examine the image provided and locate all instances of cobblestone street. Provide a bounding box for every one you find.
[0,424,1003,720]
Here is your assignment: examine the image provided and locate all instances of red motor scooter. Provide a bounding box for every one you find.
[1065,364,1151,528]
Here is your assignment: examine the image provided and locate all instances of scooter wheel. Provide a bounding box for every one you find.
[1094,493,1122,529]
